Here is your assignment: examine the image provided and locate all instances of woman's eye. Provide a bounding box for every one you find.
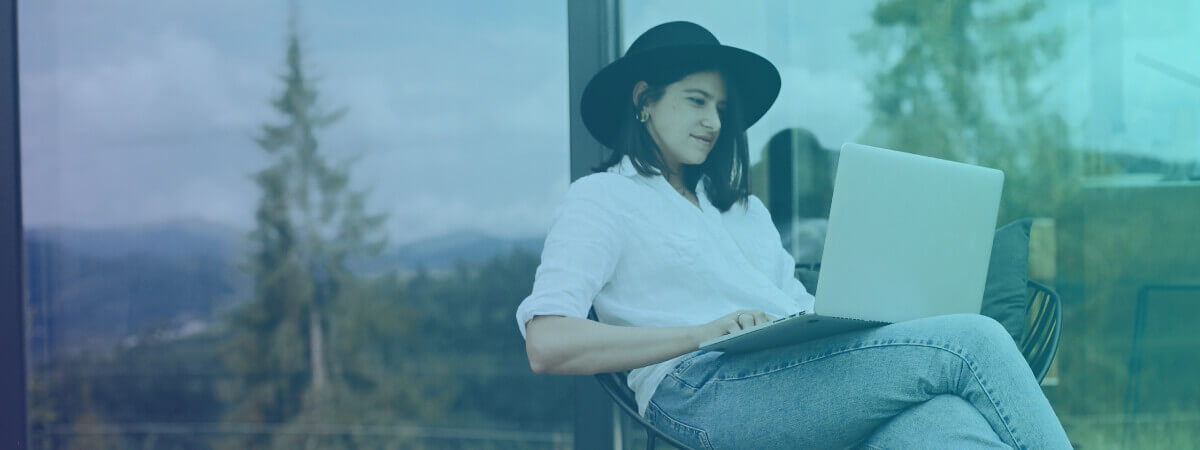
[689,97,704,105]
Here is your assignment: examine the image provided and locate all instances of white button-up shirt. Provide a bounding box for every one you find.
[516,155,816,416]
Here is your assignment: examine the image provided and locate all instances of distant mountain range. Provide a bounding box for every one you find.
[24,220,544,363]
[351,230,544,275]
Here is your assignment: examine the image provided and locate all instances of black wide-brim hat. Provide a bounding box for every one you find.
[581,21,781,150]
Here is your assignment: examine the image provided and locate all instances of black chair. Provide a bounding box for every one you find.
[588,280,1063,449]
[587,309,696,450]
[1021,280,1063,384]
[594,370,697,450]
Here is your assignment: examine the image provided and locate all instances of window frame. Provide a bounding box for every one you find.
[567,0,623,448]
[1,0,29,448]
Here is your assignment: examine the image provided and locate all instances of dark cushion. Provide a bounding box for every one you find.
[979,219,1034,341]
[794,219,1033,341]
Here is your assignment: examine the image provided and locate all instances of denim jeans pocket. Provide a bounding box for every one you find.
[669,350,720,390]
[646,401,714,450]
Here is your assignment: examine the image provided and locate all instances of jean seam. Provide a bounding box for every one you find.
[666,369,705,392]
[648,400,714,450]
[670,350,707,377]
[956,345,1025,450]
[705,340,1024,449]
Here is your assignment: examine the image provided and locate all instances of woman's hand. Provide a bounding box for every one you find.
[692,309,777,345]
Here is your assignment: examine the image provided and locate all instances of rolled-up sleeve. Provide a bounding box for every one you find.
[747,195,816,313]
[516,175,627,340]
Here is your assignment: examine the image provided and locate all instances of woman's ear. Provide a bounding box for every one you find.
[631,81,649,110]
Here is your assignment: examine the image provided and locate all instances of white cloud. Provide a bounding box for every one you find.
[19,26,276,229]
[70,35,265,141]
[496,72,572,136]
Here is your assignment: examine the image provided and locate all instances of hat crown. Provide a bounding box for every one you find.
[625,21,720,57]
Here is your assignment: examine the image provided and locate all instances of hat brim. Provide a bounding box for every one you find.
[581,44,781,150]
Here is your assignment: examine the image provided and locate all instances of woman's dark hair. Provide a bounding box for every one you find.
[591,60,751,213]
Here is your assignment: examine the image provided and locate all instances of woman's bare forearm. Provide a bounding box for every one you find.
[524,315,706,375]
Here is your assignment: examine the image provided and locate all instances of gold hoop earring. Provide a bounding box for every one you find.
[637,110,650,123]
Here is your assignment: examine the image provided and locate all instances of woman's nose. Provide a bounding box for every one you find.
[701,110,721,130]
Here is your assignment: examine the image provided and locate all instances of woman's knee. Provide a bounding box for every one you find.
[925,314,1015,350]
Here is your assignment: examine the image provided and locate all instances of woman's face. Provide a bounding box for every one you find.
[634,71,727,177]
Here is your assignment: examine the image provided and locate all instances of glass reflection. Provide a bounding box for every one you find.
[21,1,571,448]
[622,1,1200,448]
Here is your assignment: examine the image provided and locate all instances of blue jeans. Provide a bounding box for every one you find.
[646,314,1071,449]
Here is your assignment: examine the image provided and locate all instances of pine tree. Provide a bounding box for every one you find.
[219,6,406,448]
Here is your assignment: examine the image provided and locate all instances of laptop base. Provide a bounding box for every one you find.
[699,315,888,353]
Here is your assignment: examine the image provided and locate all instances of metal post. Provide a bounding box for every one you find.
[567,0,622,448]
[568,0,621,182]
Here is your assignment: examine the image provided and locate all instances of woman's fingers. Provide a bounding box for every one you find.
[713,310,771,336]
[735,310,753,329]
[719,309,780,335]
[756,311,775,324]
[733,309,775,329]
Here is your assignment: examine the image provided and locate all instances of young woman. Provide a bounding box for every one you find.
[516,21,1071,449]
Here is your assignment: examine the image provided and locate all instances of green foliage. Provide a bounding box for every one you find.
[30,333,228,449]
[403,249,573,431]
[29,244,568,448]
[855,0,1082,223]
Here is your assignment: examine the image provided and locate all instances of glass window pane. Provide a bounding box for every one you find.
[20,1,572,448]
[622,1,1200,447]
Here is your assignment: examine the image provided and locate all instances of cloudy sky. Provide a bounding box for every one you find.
[20,0,571,244]
[18,0,1199,245]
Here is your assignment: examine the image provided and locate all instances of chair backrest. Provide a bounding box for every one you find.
[592,371,697,449]
[593,371,641,425]
[1021,280,1062,383]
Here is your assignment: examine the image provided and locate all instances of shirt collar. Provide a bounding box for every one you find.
[610,155,718,217]
[610,154,638,177]
[610,155,709,186]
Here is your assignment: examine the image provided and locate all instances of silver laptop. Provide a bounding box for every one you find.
[700,143,1004,353]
